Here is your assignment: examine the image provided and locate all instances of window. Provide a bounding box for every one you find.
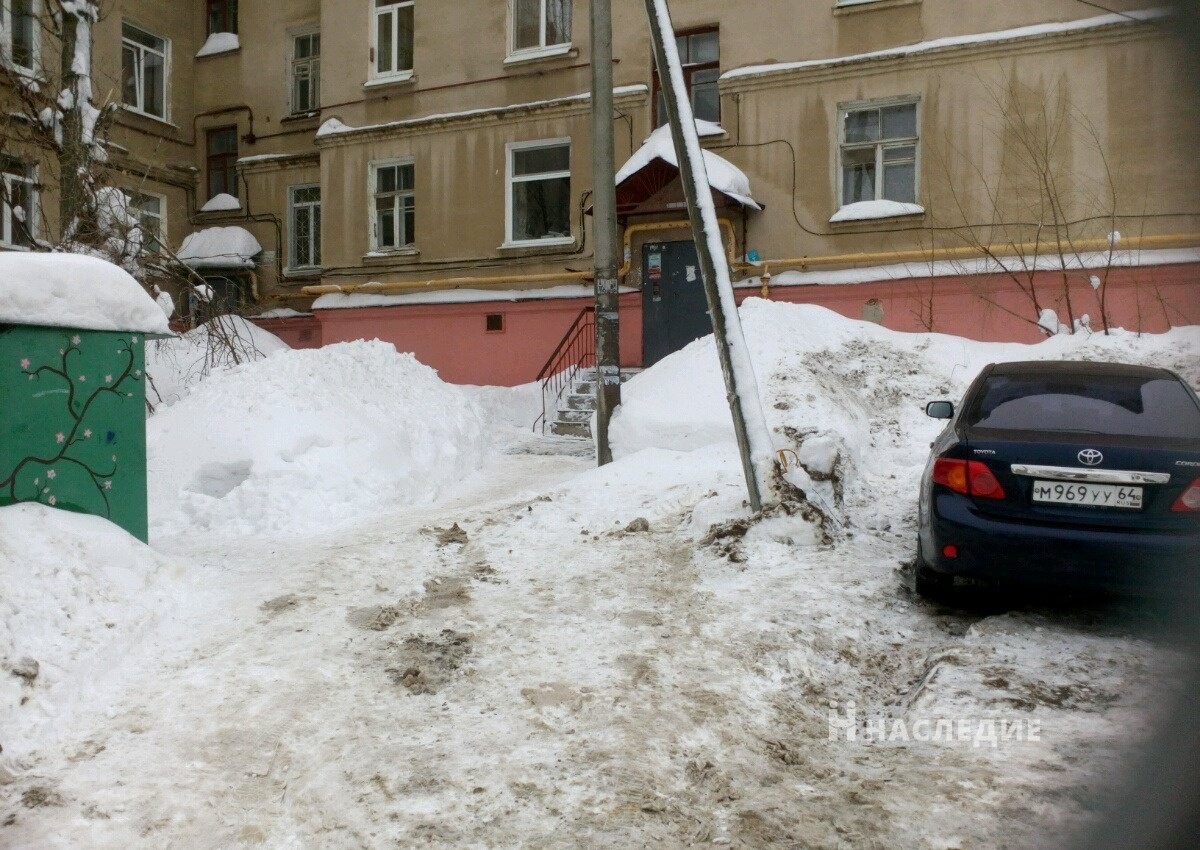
[373,1,413,79]
[122,23,168,119]
[966,373,1200,440]
[206,126,239,200]
[840,101,918,206]
[506,140,570,245]
[128,191,166,252]
[485,313,505,333]
[1,156,36,248]
[291,32,321,114]
[289,184,322,269]
[206,0,237,35]
[2,0,39,73]
[511,0,571,55]
[654,28,719,126]
[371,161,414,251]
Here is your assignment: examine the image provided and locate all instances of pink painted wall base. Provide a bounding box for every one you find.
[284,263,1198,387]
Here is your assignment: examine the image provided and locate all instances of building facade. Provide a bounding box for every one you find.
[2,0,1198,385]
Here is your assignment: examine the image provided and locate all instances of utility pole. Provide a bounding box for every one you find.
[643,0,775,511]
[590,0,621,466]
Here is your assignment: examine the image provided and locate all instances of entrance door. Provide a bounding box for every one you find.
[641,240,712,366]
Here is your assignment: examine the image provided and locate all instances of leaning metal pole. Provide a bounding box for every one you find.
[643,0,773,511]
[591,0,622,466]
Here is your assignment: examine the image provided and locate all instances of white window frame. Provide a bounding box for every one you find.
[1,160,37,250]
[128,189,167,253]
[504,138,572,247]
[372,1,414,82]
[290,30,320,115]
[1,0,41,76]
[121,22,170,121]
[508,0,572,61]
[288,183,322,271]
[838,97,920,207]
[369,159,415,253]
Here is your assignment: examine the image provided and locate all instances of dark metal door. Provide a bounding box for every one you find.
[641,240,712,366]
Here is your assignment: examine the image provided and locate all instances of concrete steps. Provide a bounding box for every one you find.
[546,368,640,439]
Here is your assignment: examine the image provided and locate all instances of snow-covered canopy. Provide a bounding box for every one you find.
[177,227,262,269]
[0,253,171,335]
[615,120,761,210]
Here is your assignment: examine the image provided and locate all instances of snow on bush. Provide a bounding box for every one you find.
[145,315,289,408]
[613,299,1200,532]
[0,504,184,762]
[147,341,491,539]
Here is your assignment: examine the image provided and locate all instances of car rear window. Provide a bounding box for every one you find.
[965,372,1200,439]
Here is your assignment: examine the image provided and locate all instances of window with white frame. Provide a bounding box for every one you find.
[839,100,918,206]
[371,161,414,251]
[2,0,39,73]
[128,191,166,252]
[122,23,168,119]
[373,0,413,79]
[1,156,36,249]
[292,32,320,114]
[290,184,322,268]
[507,140,570,244]
[511,0,571,55]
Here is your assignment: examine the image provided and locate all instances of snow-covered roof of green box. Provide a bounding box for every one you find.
[0,253,171,335]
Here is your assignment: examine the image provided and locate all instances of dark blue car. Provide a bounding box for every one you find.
[916,360,1200,598]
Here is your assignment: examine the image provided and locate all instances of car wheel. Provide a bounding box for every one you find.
[914,545,956,603]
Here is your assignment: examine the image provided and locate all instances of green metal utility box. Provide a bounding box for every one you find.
[1,254,171,541]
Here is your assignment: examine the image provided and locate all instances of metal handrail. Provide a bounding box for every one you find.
[533,307,596,434]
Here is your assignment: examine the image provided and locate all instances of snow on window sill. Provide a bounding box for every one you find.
[829,200,924,223]
[196,32,241,58]
[504,43,575,67]
[364,248,419,262]
[284,266,322,278]
[364,71,415,91]
[199,193,244,214]
[499,237,575,251]
[118,103,176,129]
[0,60,41,82]
[834,0,920,13]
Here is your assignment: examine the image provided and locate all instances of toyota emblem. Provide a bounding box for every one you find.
[1078,449,1104,466]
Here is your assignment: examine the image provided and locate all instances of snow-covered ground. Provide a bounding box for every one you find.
[1,302,1195,848]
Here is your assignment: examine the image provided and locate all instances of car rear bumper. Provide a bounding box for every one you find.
[923,493,1200,593]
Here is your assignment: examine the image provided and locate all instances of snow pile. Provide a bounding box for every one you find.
[830,199,925,223]
[0,503,184,761]
[615,121,760,209]
[196,32,239,58]
[145,315,289,407]
[177,226,261,268]
[0,253,170,335]
[147,341,492,538]
[612,299,1200,531]
[199,193,242,213]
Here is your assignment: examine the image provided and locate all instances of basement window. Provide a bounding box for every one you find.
[486,313,505,333]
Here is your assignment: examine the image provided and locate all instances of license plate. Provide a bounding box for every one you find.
[1031,481,1143,509]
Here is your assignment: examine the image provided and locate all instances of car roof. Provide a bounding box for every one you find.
[985,360,1176,380]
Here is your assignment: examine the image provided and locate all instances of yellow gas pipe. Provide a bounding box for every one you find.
[298,227,1200,299]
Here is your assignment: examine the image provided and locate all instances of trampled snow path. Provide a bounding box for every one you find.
[3,438,1176,849]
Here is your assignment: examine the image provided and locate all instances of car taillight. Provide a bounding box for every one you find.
[932,458,1006,500]
[1171,477,1200,512]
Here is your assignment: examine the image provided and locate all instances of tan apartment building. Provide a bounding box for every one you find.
[2,0,1198,386]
